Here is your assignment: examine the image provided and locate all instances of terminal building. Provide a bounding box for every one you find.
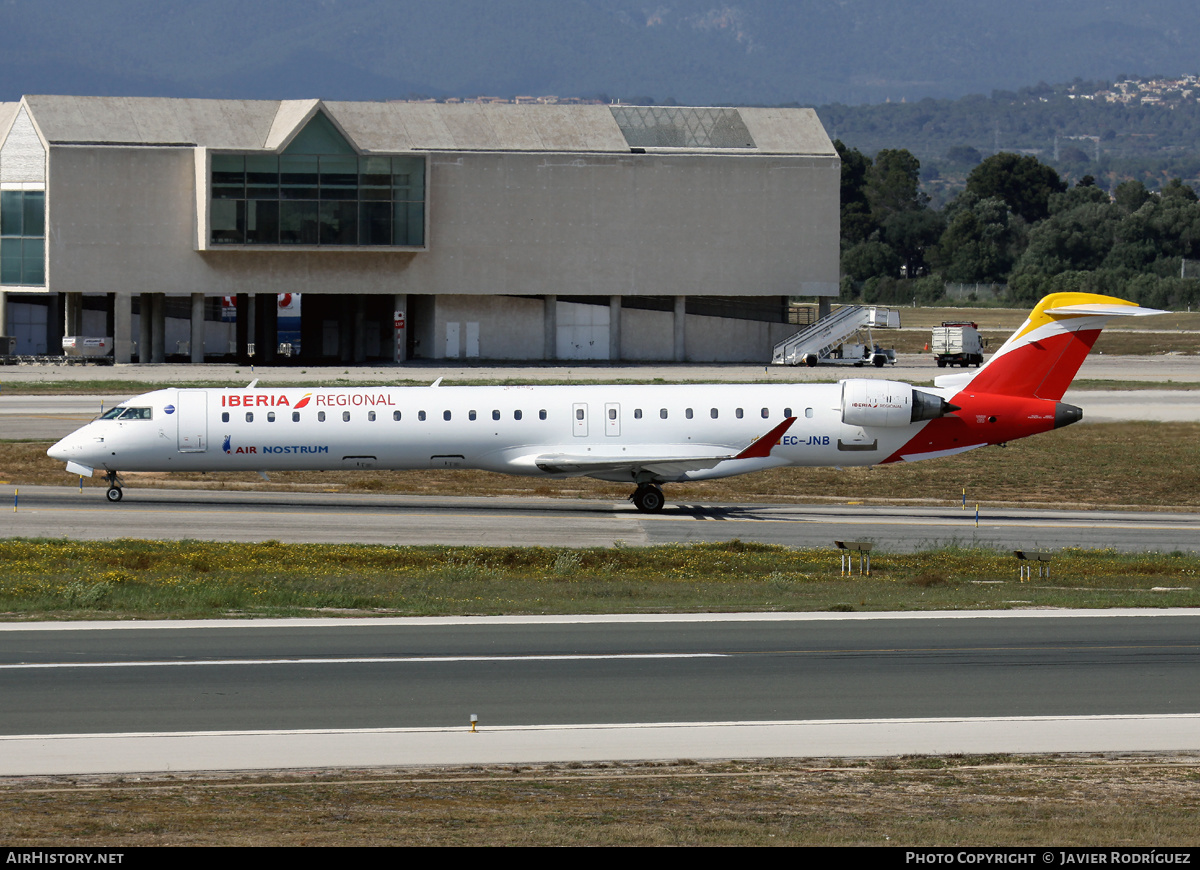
[0,96,839,364]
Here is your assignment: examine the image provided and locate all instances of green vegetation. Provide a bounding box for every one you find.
[2,538,1197,619]
[837,142,1200,311]
[2,755,1198,846]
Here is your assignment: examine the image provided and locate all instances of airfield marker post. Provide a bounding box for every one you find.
[835,541,872,576]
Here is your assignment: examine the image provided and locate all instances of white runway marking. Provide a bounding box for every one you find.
[0,653,726,670]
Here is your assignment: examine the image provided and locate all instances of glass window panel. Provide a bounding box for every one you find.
[1,238,21,284]
[360,155,391,200]
[246,200,279,244]
[211,154,245,199]
[22,237,44,285]
[359,201,391,245]
[393,156,425,199]
[23,192,44,236]
[320,200,357,245]
[1,191,21,236]
[210,199,245,244]
[245,155,278,199]
[394,201,424,246]
[280,200,318,244]
[280,155,319,199]
[319,155,358,200]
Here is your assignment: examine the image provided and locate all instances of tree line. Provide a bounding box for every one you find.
[838,143,1200,309]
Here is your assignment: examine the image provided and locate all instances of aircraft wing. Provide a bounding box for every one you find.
[533,417,796,476]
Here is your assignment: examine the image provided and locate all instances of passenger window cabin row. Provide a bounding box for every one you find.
[220,406,816,424]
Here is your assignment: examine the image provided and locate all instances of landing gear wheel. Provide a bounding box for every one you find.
[631,484,665,513]
[106,486,123,503]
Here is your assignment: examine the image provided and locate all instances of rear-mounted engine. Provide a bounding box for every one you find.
[841,379,959,427]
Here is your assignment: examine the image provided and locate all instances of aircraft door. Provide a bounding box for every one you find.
[176,389,208,453]
[573,403,588,437]
[605,403,620,436]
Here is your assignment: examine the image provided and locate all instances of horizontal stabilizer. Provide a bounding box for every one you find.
[1043,303,1166,317]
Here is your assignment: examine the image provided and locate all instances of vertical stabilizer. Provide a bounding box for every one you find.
[938,293,1163,400]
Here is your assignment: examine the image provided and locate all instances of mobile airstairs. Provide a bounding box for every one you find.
[771,305,900,367]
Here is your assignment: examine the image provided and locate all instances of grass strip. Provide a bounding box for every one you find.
[1,755,1197,846]
[1,539,1197,619]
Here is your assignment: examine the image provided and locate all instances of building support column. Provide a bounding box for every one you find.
[673,295,687,362]
[608,295,622,361]
[64,292,84,340]
[0,291,8,348]
[392,294,407,363]
[139,293,153,363]
[113,293,132,363]
[150,293,166,363]
[235,293,250,364]
[190,293,205,363]
[818,296,832,320]
[543,294,557,361]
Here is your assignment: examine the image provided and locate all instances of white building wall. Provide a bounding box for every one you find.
[431,294,544,360]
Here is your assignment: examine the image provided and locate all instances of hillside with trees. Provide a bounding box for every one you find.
[838,145,1200,310]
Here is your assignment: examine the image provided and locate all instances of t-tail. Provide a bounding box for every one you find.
[937,292,1164,401]
[886,292,1163,464]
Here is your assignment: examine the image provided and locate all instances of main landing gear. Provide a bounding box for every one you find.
[630,483,665,513]
[104,470,123,503]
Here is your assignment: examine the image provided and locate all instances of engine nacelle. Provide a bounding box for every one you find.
[841,379,957,428]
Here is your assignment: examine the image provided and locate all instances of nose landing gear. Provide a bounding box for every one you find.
[103,470,123,503]
[630,483,665,513]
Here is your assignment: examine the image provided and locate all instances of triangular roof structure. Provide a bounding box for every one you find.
[13,96,835,157]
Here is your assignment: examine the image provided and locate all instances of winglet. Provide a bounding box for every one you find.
[735,417,797,460]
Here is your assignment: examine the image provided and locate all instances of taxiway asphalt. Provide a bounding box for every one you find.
[5,486,1200,553]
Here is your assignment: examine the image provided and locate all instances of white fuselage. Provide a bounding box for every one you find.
[48,382,940,484]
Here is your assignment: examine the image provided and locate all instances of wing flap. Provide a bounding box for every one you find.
[533,417,797,476]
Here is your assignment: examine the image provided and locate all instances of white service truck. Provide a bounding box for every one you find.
[931,321,985,368]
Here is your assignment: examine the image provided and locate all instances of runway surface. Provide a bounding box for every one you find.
[5,485,1200,552]
[1,611,1197,775]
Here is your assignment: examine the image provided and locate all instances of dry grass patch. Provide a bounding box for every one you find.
[1,755,1197,846]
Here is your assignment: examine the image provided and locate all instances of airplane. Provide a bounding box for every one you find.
[47,292,1161,513]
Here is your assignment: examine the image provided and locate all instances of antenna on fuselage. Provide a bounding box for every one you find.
[430,377,443,388]
[246,379,258,389]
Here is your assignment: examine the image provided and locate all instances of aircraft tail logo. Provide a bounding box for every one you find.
[941,292,1162,401]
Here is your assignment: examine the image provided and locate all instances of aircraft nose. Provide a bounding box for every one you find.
[47,436,73,461]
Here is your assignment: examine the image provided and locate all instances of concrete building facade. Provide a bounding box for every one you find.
[0,96,839,364]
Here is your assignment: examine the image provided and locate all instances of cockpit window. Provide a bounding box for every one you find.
[101,407,152,420]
